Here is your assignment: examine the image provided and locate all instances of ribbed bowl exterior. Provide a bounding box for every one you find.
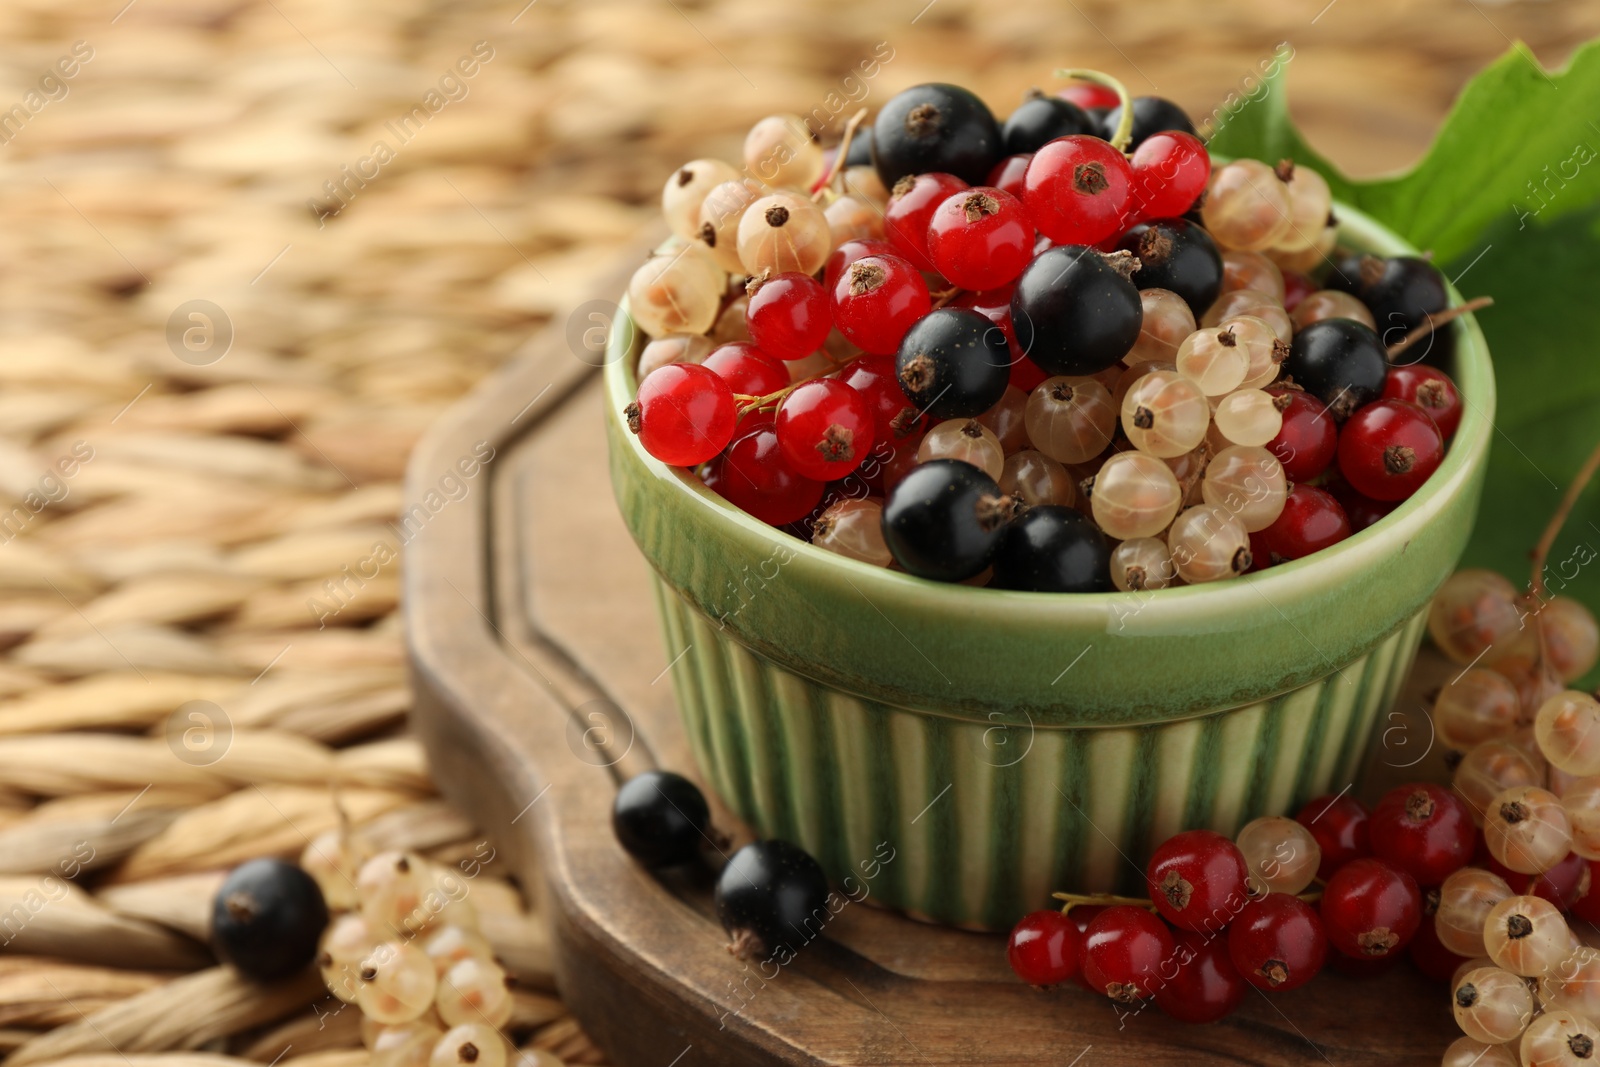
[655,575,1427,929]
[606,205,1492,930]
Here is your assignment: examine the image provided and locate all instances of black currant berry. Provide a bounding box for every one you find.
[1283,318,1389,420]
[1002,90,1095,155]
[990,506,1111,593]
[212,858,329,981]
[872,83,1002,187]
[896,307,1011,419]
[843,128,874,168]
[1102,96,1197,150]
[612,770,711,869]
[881,459,1020,582]
[714,840,830,959]
[1333,254,1454,360]
[1011,245,1143,377]
[1116,219,1223,317]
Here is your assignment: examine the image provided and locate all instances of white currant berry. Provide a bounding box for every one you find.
[430,1024,507,1067]
[1434,669,1522,751]
[1271,161,1332,253]
[1202,289,1291,343]
[812,499,892,567]
[372,1020,447,1067]
[626,251,724,338]
[1168,504,1253,584]
[1025,377,1115,465]
[663,159,741,241]
[1441,1036,1519,1067]
[1212,390,1281,447]
[1485,785,1573,874]
[1484,895,1572,977]
[999,450,1075,508]
[1220,250,1285,302]
[424,924,497,977]
[737,192,831,277]
[1121,369,1209,458]
[1201,445,1287,533]
[1537,691,1600,776]
[1201,159,1292,252]
[1520,1008,1600,1067]
[320,913,378,1003]
[1088,451,1183,541]
[302,828,364,912]
[919,419,1005,480]
[1290,289,1375,332]
[436,957,513,1029]
[1175,326,1250,396]
[638,334,714,379]
[1455,739,1546,825]
[1126,288,1195,366]
[1428,569,1523,666]
[357,941,439,1024]
[1542,948,1600,1020]
[1452,965,1535,1044]
[1235,815,1320,896]
[1109,538,1175,593]
[743,114,824,190]
[1435,867,1514,958]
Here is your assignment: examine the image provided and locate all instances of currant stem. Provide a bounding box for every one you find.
[931,287,964,310]
[1384,296,1494,360]
[733,349,865,415]
[1051,891,1155,915]
[1054,68,1133,153]
[1049,886,1324,916]
[813,108,870,203]
[1530,433,1600,600]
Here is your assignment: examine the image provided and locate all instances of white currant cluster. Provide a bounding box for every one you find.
[302,831,552,1067]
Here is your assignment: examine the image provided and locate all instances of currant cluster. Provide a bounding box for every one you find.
[1005,782,1472,1025]
[624,72,1466,593]
[302,831,539,1067]
[612,770,831,960]
[1420,571,1600,1065]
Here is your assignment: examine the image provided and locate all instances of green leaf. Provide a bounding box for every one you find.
[1209,40,1600,684]
[1208,40,1600,263]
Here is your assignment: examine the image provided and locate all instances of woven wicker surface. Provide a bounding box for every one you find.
[0,0,1594,1063]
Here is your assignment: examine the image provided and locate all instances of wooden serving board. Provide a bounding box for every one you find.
[405,254,1466,1067]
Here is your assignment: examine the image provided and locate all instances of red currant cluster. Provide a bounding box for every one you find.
[624,72,1469,593]
[1422,570,1600,1063]
[1007,782,1479,1025]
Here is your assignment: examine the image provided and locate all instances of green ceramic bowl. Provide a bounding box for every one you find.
[604,204,1493,929]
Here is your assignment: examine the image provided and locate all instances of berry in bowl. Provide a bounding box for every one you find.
[605,73,1492,929]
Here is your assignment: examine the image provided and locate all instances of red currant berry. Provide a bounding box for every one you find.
[1320,857,1421,960]
[1227,893,1327,992]
[1080,905,1176,1003]
[1337,399,1445,501]
[825,238,898,293]
[1369,783,1475,887]
[1063,903,1110,990]
[1282,270,1317,312]
[703,416,825,526]
[1257,485,1351,563]
[1006,909,1082,987]
[1294,793,1371,881]
[1569,859,1600,922]
[1383,363,1462,439]
[1145,829,1250,932]
[1023,136,1134,246]
[1152,928,1246,1025]
[746,272,832,362]
[1406,891,1468,983]
[1128,130,1210,222]
[831,254,932,356]
[884,172,968,273]
[838,353,928,446]
[1264,386,1337,483]
[927,187,1035,292]
[626,364,736,467]
[775,379,875,482]
[1058,82,1120,110]
[702,342,789,400]
[1327,478,1397,532]
[986,154,1031,200]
